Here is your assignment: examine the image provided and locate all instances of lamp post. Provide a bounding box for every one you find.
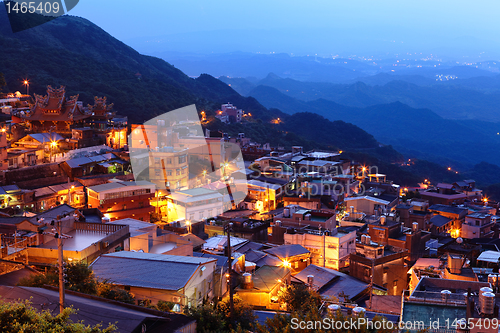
[23,80,29,96]
[50,141,57,162]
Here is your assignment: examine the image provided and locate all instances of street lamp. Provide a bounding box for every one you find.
[23,80,29,96]
[50,141,57,162]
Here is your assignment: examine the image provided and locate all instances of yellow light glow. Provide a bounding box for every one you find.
[282,260,291,268]
[51,141,57,147]
[23,80,28,85]
[447,167,451,171]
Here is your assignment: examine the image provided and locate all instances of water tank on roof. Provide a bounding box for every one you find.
[480,292,495,315]
[361,235,367,244]
[242,273,254,289]
[365,235,371,244]
[307,275,314,287]
[480,287,493,295]
[488,274,497,291]
[284,207,290,218]
[352,307,365,316]
[441,290,451,302]
[412,222,418,232]
[328,304,341,314]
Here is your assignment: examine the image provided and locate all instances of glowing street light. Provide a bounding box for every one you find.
[282,260,291,268]
[23,80,29,95]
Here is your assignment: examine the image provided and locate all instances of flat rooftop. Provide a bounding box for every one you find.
[40,230,109,252]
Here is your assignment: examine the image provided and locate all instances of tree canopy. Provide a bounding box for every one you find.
[0,299,116,333]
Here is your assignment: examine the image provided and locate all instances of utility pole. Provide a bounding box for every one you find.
[369,258,374,310]
[55,216,65,314]
[225,222,234,323]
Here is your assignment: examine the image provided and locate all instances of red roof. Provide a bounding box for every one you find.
[17,85,90,122]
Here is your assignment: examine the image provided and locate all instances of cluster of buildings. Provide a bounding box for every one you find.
[1,86,500,332]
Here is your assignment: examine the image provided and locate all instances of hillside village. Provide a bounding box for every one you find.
[0,86,500,332]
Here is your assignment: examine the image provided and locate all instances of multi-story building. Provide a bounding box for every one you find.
[462,212,494,238]
[216,103,243,123]
[349,238,409,296]
[166,188,223,223]
[284,228,356,270]
[87,179,155,222]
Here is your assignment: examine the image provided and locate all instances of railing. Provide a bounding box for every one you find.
[74,222,126,233]
[404,289,467,306]
[1,238,31,257]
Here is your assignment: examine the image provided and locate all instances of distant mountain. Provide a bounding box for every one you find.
[221,72,500,121]
[0,7,383,153]
[247,84,500,168]
[0,7,284,123]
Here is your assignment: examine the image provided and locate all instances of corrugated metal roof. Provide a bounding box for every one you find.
[87,182,126,193]
[298,265,369,299]
[294,264,338,290]
[91,252,216,290]
[247,265,290,292]
[477,250,500,263]
[247,179,281,191]
[429,215,452,227]
[264,244,310,259]
[344,196,390,205]
[28,133,64,143]
[65,157,94,168]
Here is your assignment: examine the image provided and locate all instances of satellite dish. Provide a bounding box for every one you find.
[456,237,463,244]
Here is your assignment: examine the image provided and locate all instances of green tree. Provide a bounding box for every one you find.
[154,300,175,312]
[277,284,322,313]
[216,295,256,330]
[18,261,135,304]
[0,299,116,333]
[184,296,256,333]
[184,303,227,333]
[96,282,135,304]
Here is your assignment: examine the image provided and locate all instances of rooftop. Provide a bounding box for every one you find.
[40,229,109,252]
[264,244,310,259]
[428,204,468,215]
[91,252,216,290]
[295,264,369,300]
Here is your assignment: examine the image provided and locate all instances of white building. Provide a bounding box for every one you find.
[284,229,357,270]
[167,187,223,222]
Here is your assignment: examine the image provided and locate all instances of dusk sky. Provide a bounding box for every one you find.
[69,0,500,54]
